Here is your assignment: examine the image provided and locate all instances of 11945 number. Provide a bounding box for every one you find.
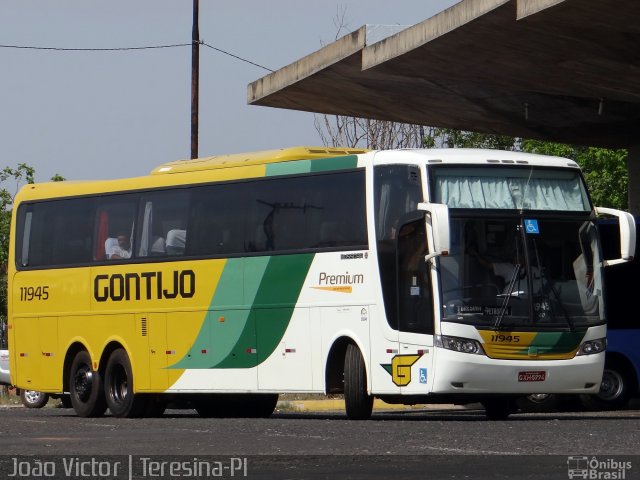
[490,334,521,343]
[19,286,49,301]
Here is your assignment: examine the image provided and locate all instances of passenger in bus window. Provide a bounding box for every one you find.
[106,233,132,259]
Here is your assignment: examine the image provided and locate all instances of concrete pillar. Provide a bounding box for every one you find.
[626,146,640,216]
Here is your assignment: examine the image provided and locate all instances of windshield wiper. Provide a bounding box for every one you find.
[494,263,521,330]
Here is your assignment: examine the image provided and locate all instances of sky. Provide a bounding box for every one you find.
[1,1,458,182]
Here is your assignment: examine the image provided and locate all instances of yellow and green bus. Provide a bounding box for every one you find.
[8,147,635,420]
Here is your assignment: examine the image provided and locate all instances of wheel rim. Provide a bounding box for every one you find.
[24,390,43,404]
[73,364,94,402]
[527,394,551,404]
[108,363,129,405]
[598,369,624,401]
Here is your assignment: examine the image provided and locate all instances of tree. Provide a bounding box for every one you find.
[314,115,427,149]
[522,140,628,210]
[428,128,518,151]
[314,116,519,151]
[315,112,628,209]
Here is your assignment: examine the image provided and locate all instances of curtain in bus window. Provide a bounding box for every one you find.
[96,197,137,261]
[95,211,109,261]
[138,201,153,257]
[377,183,392,240]
[435,172,589,211]
[136,192,189,257]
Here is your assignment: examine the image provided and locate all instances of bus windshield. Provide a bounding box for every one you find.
[439,217,604,330]
[432,166,591,211]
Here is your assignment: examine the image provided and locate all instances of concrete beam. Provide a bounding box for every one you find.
[362,0,509,70]
[248,27,366,107]
[247,0,640,149]
[516,0,566,20]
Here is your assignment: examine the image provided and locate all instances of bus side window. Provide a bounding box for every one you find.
[22,200,94,267]
[136,191,189,258]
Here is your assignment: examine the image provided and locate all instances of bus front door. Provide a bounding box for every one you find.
[397,220,435,395]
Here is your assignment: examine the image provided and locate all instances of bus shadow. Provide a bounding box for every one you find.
[271,409,640,422]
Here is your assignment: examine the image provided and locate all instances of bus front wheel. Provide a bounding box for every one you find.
[344,344,373,420]
[580,359,636,411]
[482,397,514,420]
[69,350,107,417]
[104,348,147,418]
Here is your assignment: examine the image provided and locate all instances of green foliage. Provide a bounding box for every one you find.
[522,140,628,210]
[430,128,519,151]
[423,132,628,210]
[50,173,66,182]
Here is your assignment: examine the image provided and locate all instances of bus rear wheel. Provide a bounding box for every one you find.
[20,390,50,409]
[69,350,107,417]
[344,344,373,420]
[104,348,147,418]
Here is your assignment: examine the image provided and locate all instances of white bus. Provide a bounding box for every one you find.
[8,147,635,420]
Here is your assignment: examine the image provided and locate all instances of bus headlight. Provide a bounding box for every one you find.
[435,335,485,355]
[577,338,607,356]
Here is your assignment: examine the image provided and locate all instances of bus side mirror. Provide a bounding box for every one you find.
[595,207,636,267]
[418,202,450,261]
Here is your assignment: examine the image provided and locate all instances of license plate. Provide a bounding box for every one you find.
[518,371,546,382]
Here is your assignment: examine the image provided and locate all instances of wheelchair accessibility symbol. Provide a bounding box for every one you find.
[524,219,540,234]
[419,368,427,384]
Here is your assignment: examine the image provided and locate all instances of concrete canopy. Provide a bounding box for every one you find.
[248,0,640,149]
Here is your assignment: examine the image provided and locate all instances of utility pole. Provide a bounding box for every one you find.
[191,0,200,159]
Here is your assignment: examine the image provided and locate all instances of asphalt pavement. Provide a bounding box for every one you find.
[0,404,638,479]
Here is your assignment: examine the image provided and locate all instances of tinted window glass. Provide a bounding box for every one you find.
[190,170,368,256]
[189,183,248,256]
[374,165,423,329]
[16,169,368,268]
[137,191,189,258]
[21,199,94,267]
[95,196,138,261]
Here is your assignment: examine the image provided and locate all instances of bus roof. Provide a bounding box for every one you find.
[14,146,368,202]
[14,147,580,202]
[372,148,581,169]
[150,146,369,175]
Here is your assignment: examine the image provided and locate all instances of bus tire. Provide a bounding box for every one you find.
[20,390,50,409]
[516,393,560,413]
[580,359,636,411]
[344,343,373,420]
[194,394,224,418]
[243,394,279,418]
[69,350,107,418]
[104,348,147,418]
